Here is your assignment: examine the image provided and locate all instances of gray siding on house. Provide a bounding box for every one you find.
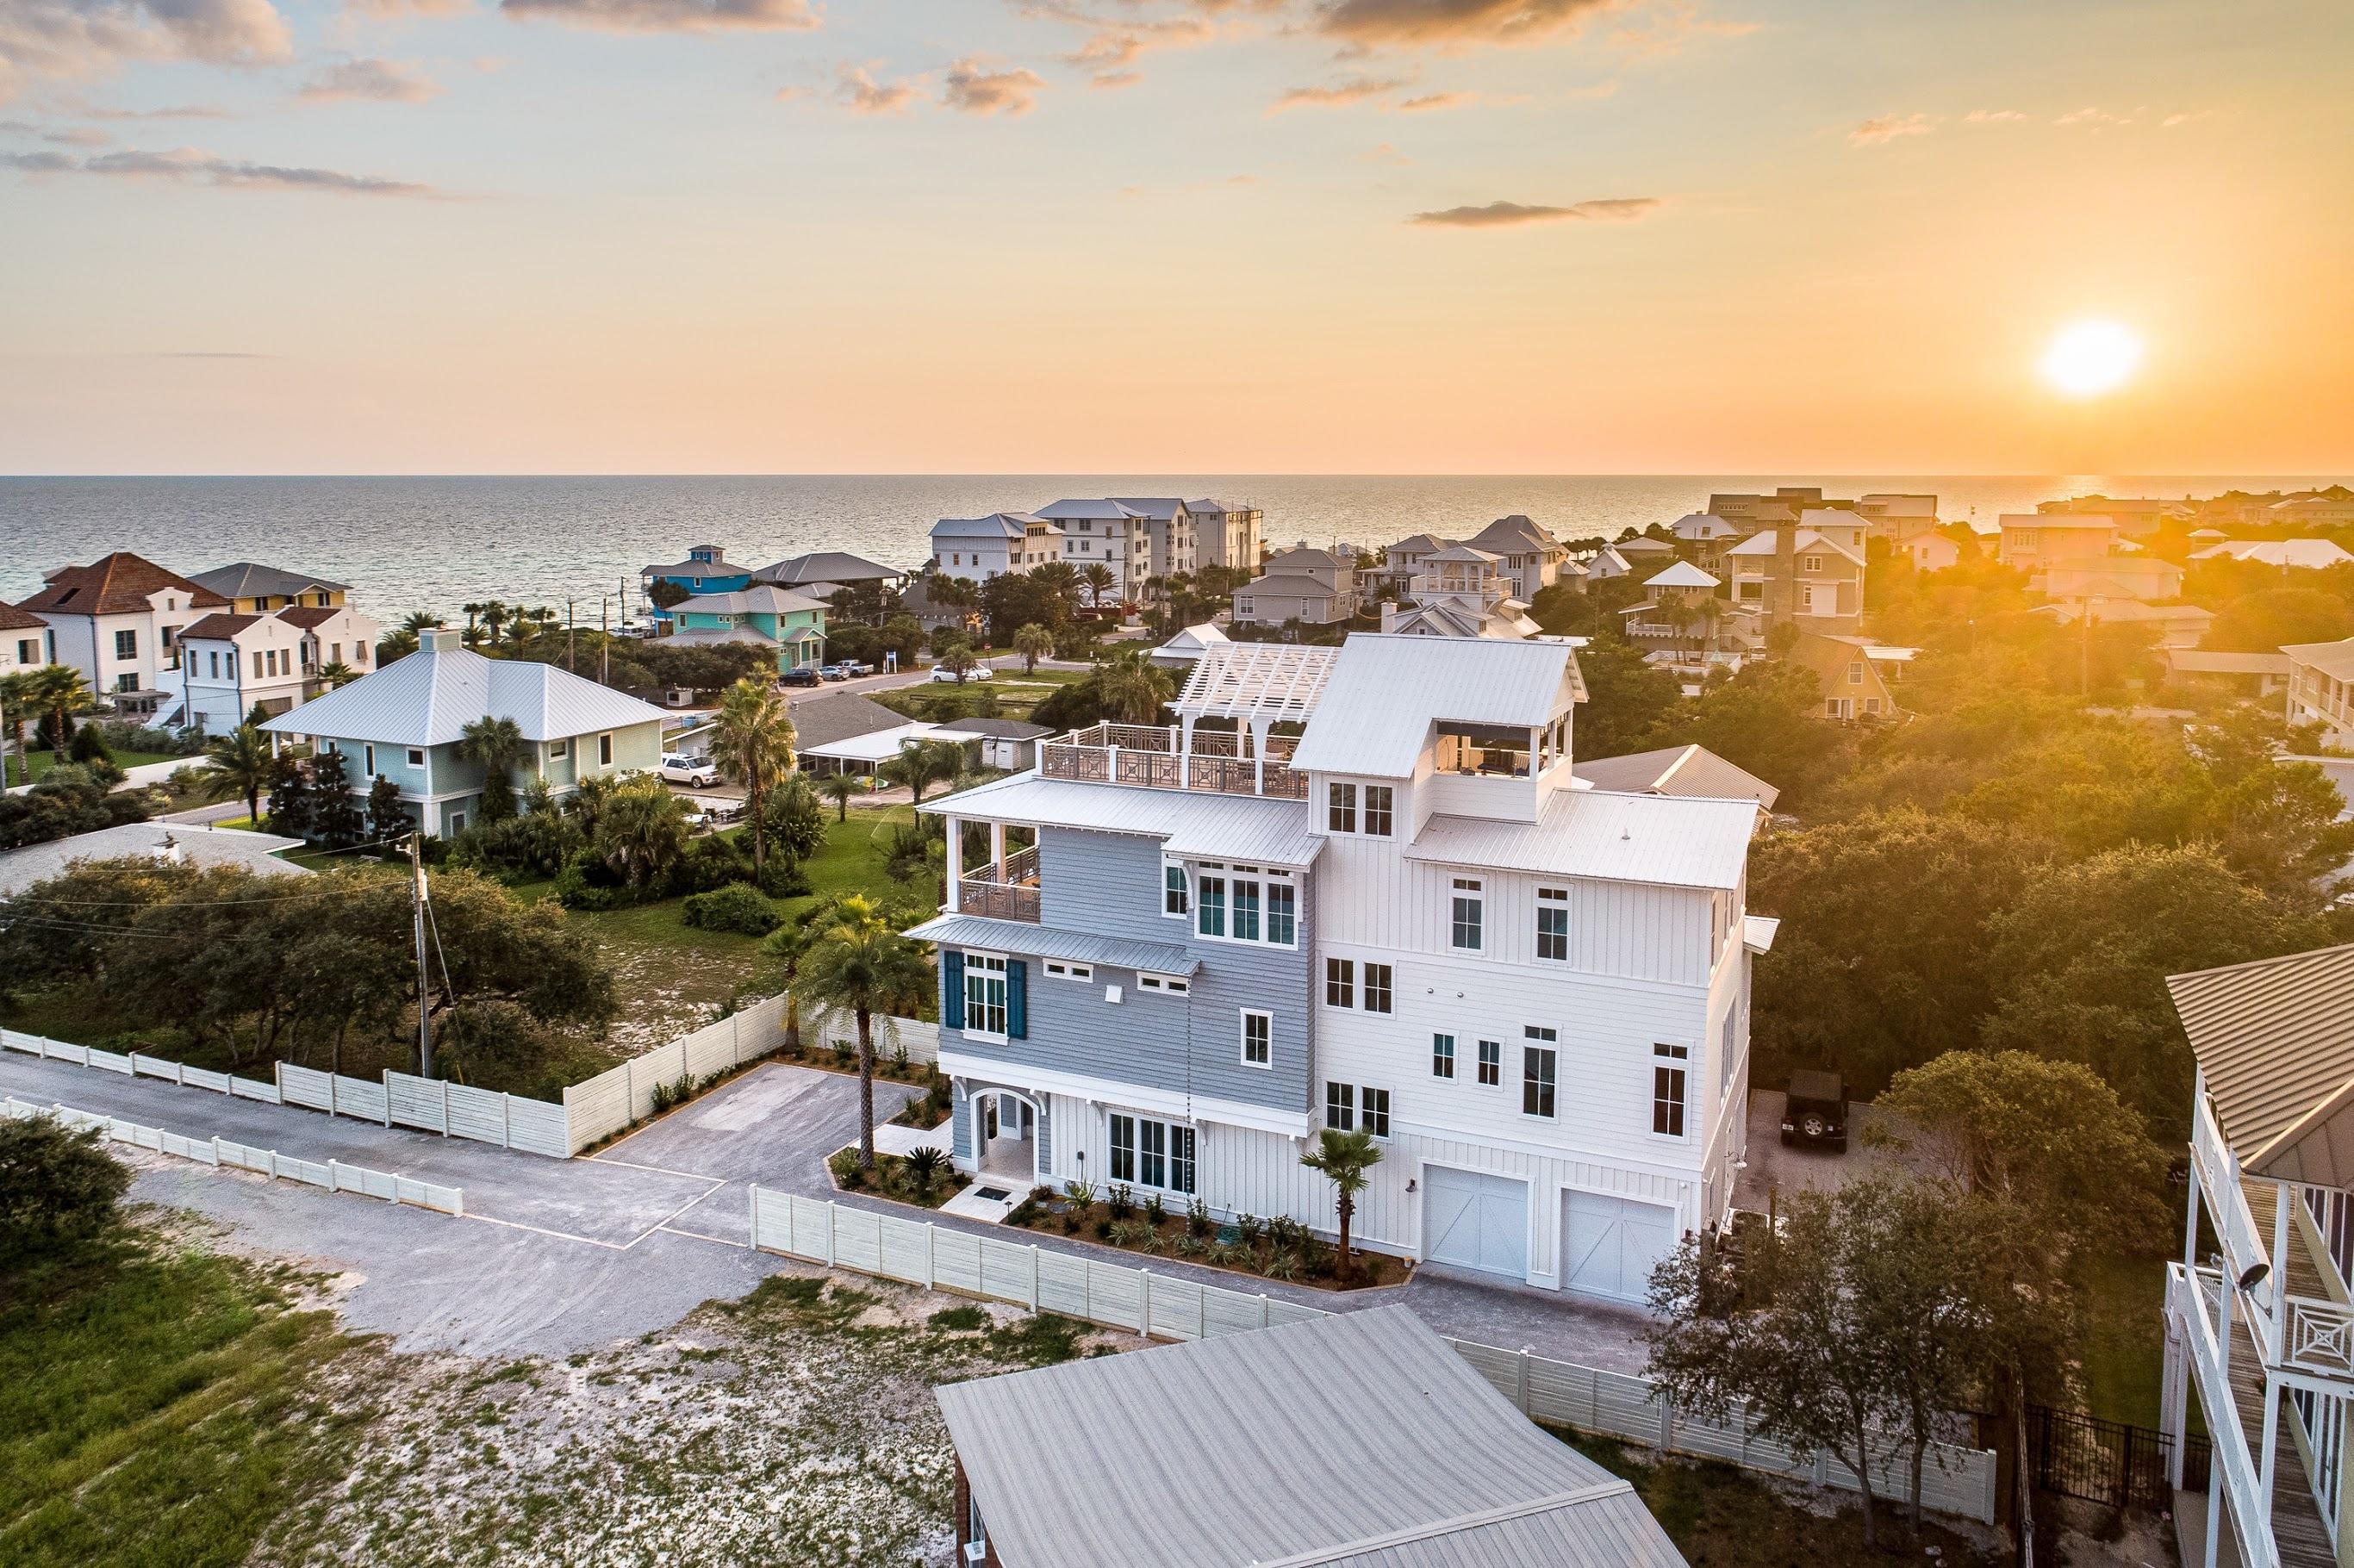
[939,824,1316,1117]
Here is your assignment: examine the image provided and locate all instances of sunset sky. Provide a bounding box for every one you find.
[3,0,2347,475]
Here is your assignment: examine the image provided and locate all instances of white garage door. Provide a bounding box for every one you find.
[1561,1191,1678,1304]
[1423,1167,1529,1280]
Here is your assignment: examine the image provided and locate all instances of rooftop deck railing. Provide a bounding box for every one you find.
[1039,724,1308,800]
[959,843,1041,923]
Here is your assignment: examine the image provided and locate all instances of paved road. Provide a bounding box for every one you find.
[0,1051,1650,1368]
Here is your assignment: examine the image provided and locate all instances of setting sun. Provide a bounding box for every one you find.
[2040,320,2144,398]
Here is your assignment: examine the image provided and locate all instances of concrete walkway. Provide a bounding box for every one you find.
[0,1050,1652,1369]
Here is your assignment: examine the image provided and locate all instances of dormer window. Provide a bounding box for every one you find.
[1435,723,1530,779]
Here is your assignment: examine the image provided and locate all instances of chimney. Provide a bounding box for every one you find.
[422,626,464,654]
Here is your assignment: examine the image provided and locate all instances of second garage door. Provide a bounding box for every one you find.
[1422,1167,1529,1280]
[1561,1191,1678,1304]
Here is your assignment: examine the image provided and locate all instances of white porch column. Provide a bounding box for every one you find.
[1249,715,1272,793]
[2184,1076,2205,1271]
[943,813,962,912]
[2269,1182,2291,1364]
[988,819,1006,876]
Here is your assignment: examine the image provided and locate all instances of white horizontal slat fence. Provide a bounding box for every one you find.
[745,1186,1998,1526]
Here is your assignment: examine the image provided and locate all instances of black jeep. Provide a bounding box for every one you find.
[1780,1069,1848,1152]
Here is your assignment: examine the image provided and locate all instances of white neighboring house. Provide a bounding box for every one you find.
[2190,539,2354,571]
[2285,638,2354,750]
[1579,546,1635,582]
[1233,547,1359,627]
[912,634,1767,1305]
[1107,498,1200,582]
[15,552,231,725]
[931,513,1061,585]
[1186,499,1263,573]
[1855,493,1940,543]
[1463,514,1571,602]
[0,602,52,677]
[175,602,383,734]
[1381,544,1539,640]
[1033,499,1155,600]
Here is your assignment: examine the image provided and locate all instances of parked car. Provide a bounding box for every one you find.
[1780,1069,1848,1152]
[820,664,849,681]
[836,659,872,677]
[781,667,822,687]
[930,664,993,683]
[657,753,718,787]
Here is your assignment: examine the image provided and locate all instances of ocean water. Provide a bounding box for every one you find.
[0,474,2332,621]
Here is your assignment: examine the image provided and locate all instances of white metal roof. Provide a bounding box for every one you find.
[1725,528,1864,566]
[0,822,309,896]
[932,513,1045,540]
[1404,787,1759,891]
[260,638,664,746]
[1034,498,1145,521]
[1571,744,1779,811]
[1642,561,1720,589]
[2285,638,2354,681]
[1288,634,1582,780]
[1175,642,1337,725]
[903,912,1199,976]
[669,585,828,616]
[2170,943,2354,1184]
[2189,539,2354,569]
[921,771,1325,868]
[800,721,944,764]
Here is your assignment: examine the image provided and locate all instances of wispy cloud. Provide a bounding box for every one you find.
[81,102,236,119]
[141,350,271,358]
[345,0,472,15]
[1609,0,1755,57]
[1409,196,1659,227]
[297,58,443,103]
[1090,69,1140,88]
[1361,140,1409,163]
[499,0,817,34]
[3,145,440,195]
[1317,0,1614,50]
[0,117,108,143]
[942,59,1044,115]
[1964,108,2023,123]
[2055,105,2127,127]
[1269,73,1407,113]
[1391,89,1473,112]
[1849,111,1937,146]
[0,0,290,103]
[833,62,917,113]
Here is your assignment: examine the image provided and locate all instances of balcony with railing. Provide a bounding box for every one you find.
[1037,722,1309,800]
[958,843,1040,924]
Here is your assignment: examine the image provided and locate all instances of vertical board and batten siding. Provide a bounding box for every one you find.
[744,1185,1996,1526]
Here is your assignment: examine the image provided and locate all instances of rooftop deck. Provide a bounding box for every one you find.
[1037,722,1309,800]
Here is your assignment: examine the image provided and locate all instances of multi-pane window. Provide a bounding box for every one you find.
[1137,973,1189,994]
[1536,887,1569,961]
[1450,879,1483,950]
[1325,1081,1354,1131]
[1324,957,1354,1008]
[1197,874,1226,937]
[1477,1039,1502,1087]
[1432,1033,1456,1079]
[1653,1044,1690,1136]
[963,953,1009,1037]
[1523,1029,1558,1118]
[1360,1087,1391,1138]
[114,629,137,660]
[1110,1114,1197,1194]
[1232,879,1261,942]
[1240,1010,1272,1067]
[1193,863,1294,948]
[1362,962,1392,1014]
[1267,882,1296,945]
[1163,861,1189,917]
[1364,785,1394,837]
[1328,781,1356,833]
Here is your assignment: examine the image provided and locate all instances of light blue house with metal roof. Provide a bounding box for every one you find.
[262,628,667,837]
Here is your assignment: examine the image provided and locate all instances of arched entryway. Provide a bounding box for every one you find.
[974,1089,1040,1185]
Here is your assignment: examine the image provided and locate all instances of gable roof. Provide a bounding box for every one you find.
[276,605,347,630]
[785,691,919,750]
[1643,561,1720,589]
[1572,743,1779,811]
[0,602,49,632]
[176,613,267,643]
[756,551,903,585]
[923,769,1325,868]
[1669,513,1740,541]
[187,563,352,600]
[1289,634,1581,778]
[258,639,663,746]
[1465,514,1560,555]
[1610,535,1675,555]
[1106,496,1188,520]
[1386,532,1456,557]
[670,585,829,617]
[1725,528,1864,567]
[20,553,227,616]
[2190,539,2354,569]
[1187,497,1249,514]
[2170,943,2354,1185]
[933,512,1049,540]
[935,1305,1684,1568]
[1035,498,1146,521]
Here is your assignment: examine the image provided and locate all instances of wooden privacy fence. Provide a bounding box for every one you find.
[748,1188,1999,1527]
[6,1008,937,1159]
[3,1096,464,1215]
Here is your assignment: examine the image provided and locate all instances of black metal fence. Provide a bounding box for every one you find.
[2028,1405,2194,1511]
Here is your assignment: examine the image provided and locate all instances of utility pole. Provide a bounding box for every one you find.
[409,827,433,1078]
[600,595,610,685]
[567,600,576,673]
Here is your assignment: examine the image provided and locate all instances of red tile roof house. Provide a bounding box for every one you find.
[14,552,228,724]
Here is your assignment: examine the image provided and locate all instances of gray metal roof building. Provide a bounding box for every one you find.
[935,1304,1687,1568]
[1572,744,1781,812]
[2170,943,2354,1185]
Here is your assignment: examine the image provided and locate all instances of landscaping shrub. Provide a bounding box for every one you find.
[552,844,650,911]
[681,881,784,936]
[0,1119,129,1266]
[669,833,751,895]
[828,1148,866,1189]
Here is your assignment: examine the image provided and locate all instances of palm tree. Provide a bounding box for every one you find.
[26,663,90,764]
[1094,647,1173,725]
[455,714,530,821]
[1031,560,1082,611]
[316,659,360,689]
[938,643,979,684]
[0,670,35,787]
[198,723,274,825]
[1299,1127,1382,1284]
[596,777,688,887]
[881,739,961,805]
[794,897,933,1167]
[710,676,797,875]
[1077,562,1117,607]
[819,774,860,823]
[1012,622,1052,674]
[760,893,845,1061]
[402,611,441,636]
[478,601,512,644]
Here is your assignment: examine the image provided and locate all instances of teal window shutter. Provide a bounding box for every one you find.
[943,949,963,1027]
[1007,960,1028,1040]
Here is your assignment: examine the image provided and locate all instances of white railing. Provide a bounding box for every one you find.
[2287,1296,2354,1382]
[2195,1092,2277,1343]
[2170,1262,2279,1568]
[749,1188,1998,1524]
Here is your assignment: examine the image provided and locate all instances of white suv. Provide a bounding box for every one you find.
[658,753,719,787]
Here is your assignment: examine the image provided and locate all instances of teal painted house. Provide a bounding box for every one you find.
[664,584,829,673]
[261,629,668,837]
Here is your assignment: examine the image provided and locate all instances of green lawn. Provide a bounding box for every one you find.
[4,749,183,788]
[0,1232,372,1568]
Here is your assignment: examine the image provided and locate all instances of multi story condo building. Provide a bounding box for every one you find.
[2284,639,2354,750]
[1032,499,1155,600]
[1107,498,1200,582]
[931,512,1062,585]
[909,635,1768,1304]
[1186,499,1263,574]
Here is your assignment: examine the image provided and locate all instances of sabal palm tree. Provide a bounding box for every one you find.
[455,714,530,821]
[938,643,979,684]
[0,670,35,787]
[710,676,797,875]
[197,723,274,825]
[881,739,960,805]
[1031,560,1082,609]
[477,601,512,645]
[597,777,688,887]
[317,660,360,689]
[794,897,933,1167]
[401,610,441,636]
[1077,562,1118,607]
[1012,622,1052,674]
[1094,647,1172,725]
[1299,1127,1382,1284]
[27,663,90,764]
[819,774,860,823]
[760,893,846,1060]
